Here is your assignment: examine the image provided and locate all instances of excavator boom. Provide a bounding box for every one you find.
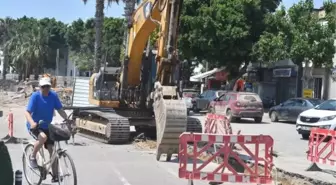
[121,0,183,88]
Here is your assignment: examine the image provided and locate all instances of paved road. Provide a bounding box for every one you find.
[1,105,335,184]
[191,112,336,184]
[0,106,219,185]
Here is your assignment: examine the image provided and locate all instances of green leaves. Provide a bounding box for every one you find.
[178,0,281,75]
[0,16,125,75]
[68,17,125,71]
[253,0,335,68]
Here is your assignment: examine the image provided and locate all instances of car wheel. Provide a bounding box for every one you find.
[254,117,262,123]
[301,134,309,140]
[270,111,279,122]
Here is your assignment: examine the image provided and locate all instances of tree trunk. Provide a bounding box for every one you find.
[94,0,105,73]
[2,48,7,79]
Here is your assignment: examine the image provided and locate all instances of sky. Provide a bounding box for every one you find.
[0,0,327,23]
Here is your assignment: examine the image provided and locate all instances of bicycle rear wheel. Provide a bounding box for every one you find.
[22,143,43,185]
[58,151,77,185]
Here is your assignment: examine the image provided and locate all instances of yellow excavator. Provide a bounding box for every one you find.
[70,0,201,161]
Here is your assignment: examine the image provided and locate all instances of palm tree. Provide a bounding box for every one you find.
[82,0,120,73]
[6,21,50,79]
[0,17,15,79]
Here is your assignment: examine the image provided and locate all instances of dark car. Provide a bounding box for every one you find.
[192,90,226,113]
[269,98,324,122]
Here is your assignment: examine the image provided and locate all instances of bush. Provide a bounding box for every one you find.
[0,141,14,185]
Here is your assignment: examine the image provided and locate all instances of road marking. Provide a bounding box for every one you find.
[156,160,179,178]
[112,167,132,185]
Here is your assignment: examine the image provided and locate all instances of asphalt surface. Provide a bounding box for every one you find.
[1,105,335,184]
[191,112,336,184]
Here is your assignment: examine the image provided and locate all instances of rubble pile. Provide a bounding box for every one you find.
[0,79,18,91]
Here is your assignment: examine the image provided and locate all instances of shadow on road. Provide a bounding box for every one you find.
[275,121,296,125]
[163,156,204,164]
[231,118,270,124]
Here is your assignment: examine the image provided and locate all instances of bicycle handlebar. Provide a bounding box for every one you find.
[33,112,74,130]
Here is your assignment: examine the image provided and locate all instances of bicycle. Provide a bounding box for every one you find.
[22,118,78,185]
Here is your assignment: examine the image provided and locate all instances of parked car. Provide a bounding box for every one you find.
[262,96,276,109]
[209,92,264,123]
[269,98,324,122]
[182,89,199,115]
[192,90,226,113]
[296,98,336,139]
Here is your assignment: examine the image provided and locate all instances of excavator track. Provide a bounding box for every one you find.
[75,110,131,144]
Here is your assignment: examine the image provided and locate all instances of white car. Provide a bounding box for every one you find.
[296,99,336,139]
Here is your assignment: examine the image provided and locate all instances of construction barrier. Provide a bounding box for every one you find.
[178,132,274,184]
[1,112,22,144]
[8,112,13,137]
[204,114,234,135]
[306,128,336,171]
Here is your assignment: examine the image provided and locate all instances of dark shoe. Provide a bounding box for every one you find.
[29,155,38,169]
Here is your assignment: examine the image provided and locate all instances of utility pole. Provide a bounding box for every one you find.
[56,49,59,76]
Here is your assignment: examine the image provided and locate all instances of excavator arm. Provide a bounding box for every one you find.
[120,0,196,161]
[121,0,183,88]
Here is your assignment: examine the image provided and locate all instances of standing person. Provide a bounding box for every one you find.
[24,77,70,183]
[233,77,245,92]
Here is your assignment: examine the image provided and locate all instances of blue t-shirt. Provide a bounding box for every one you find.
[26,91,63,130]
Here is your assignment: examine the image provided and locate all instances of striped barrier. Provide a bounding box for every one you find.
[178,132,274,184]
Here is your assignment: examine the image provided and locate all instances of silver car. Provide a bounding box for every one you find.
[182,90,199,115]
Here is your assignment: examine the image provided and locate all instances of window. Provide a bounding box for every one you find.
[218,94,226,101]
[283,99,295,106]
[315,100,336,111]
[293,99,306,107]
[238,94,261,102]
[308,99,324,106]
[220,94,230,101]
[228,94,237,101]
[207,91,216,98]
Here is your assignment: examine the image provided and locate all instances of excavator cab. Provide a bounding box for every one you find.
[89,67,121,108]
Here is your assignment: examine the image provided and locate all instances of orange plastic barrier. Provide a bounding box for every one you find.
[8,112,13,137]
[178,132,274,184]
[204,113,233,135]
[306,128,336,171]
[2,112,21,144]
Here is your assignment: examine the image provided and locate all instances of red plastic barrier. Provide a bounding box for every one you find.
[307,128,336,166]
[178,132,274,184]
[204,114,233,135]
[8,112,13,137]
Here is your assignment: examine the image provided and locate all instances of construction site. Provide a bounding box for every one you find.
[1,0,336,184]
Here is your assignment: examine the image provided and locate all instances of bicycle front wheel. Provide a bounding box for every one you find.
[58,151,77,185]
[22,143,43,185]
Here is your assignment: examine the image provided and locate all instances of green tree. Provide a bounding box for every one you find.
[82,0,121,73]
[178,0,281,80]
[0,17,15,79]
[253,0,336,95]
[102,17,125,66]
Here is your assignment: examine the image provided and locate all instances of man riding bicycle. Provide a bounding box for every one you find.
[25,77,70,183]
